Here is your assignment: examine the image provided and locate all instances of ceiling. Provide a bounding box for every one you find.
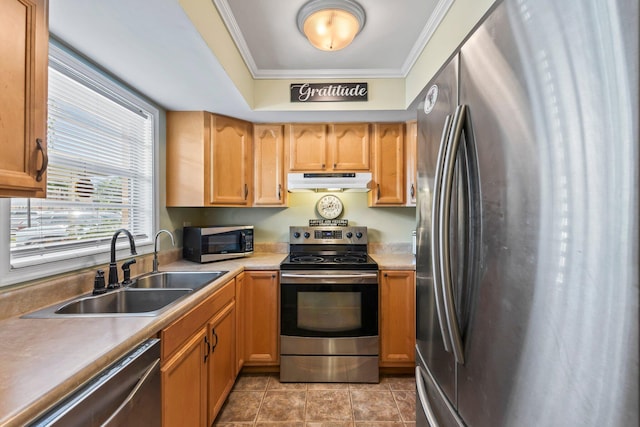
[49,0,450,123]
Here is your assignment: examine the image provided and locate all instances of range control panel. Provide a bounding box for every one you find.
[289,226,368,244]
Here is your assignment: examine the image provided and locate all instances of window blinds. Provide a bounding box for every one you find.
[10,46,154,264]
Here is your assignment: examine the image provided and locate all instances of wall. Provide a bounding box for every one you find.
[166,193,416,246]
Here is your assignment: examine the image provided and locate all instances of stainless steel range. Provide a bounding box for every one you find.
[279,225,379,383]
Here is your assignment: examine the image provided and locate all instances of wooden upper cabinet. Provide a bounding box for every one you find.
[210,114,253,206]
[329,123,370,170]
[0,0,48,198]
[285,123,370,172]
[405,120,417,206]
[254,124,286,206]
[285,123,327,171]
[166,112,252,207]
[369,123,405,206]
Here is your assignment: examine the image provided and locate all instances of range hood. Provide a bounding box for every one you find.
[287,172,372,192]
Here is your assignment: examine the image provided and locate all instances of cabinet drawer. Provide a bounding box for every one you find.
[161,278,235,360]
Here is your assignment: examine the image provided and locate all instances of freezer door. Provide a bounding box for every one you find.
[415,351,464,427]
[456,1,638,426]
[416,56,458,405]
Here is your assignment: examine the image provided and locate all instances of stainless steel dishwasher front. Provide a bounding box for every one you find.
[28,338,161,426]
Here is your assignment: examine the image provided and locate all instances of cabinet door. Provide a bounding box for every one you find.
[207,301,236,425]
[254,124,286,206]
[329,123,370,171]
[380,270,416,367]
[235,272,245,374]
[243,271,279,365]
[405,120,418,206]
[369,123,405,206]
[210,114,252,206]
[0,0,48,197]
[286,124,328,171]
[162,327,208,427]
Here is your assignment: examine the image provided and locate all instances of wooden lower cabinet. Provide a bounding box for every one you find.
[242,271,279,366]
[380,270,416,367]
[235,272,245,374]
[161,327,208,426]
[207,300,236,425]
[161,278,237,426]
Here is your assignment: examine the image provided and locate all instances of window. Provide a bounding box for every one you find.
[1,40,158,286]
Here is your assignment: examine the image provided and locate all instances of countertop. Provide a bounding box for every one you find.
[0,251,414,426]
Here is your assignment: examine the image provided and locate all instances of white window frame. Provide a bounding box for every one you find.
[0,39,160,288]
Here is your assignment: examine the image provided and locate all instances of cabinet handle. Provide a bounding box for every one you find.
[410,184,415,199]
[244,184,248,200]
[204,335,211,362]
[35,138,48,182]
[322,163,325,169]
[277,184,282,200]
[333,163,337,168]
[211,329,218,353]
[377,184,381,200]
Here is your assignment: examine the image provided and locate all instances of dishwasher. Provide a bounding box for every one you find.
[28,338,161,427]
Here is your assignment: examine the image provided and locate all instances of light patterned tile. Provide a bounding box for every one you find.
[385,375,416,391]
[306,422,354,427]
[354,423,404,427]
[255,423,304,427]
[216,391,263,423]
[257,390,306,422]
[233,374,271,391]
[350,390,402,422]
[307,382,349,390]
[393,390,416,422]
[306,390,352,422]
[268,375,308,390]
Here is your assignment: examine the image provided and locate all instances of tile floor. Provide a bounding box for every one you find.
[213,373,416,427]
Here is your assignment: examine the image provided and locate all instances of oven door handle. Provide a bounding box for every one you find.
[281,272,379,279]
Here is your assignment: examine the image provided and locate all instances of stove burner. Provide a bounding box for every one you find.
[333,256,367,263]
[290,255,325,263]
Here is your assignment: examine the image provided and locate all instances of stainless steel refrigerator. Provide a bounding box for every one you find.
[415,0,638,426]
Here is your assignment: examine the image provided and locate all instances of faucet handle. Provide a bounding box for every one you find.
[121,259,137,285]
[93,270,107,295]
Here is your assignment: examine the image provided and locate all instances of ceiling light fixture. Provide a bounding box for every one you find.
[297,0,366,52]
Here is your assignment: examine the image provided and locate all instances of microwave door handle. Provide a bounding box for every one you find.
[432,114,453,353]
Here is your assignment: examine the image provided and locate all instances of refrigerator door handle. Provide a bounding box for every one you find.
[416,366,441,427]
[431,114,454,352]
[439,104,468,365]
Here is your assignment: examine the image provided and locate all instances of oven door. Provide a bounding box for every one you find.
[280,270,378,338]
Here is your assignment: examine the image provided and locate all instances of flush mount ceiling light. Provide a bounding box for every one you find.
[297,0,366,51]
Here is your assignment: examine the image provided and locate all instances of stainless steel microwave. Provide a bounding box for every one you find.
[183,225,254,263]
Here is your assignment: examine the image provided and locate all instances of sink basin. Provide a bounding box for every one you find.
[23,288,193,318]
[55,288,192,315]
[128,271,228,291]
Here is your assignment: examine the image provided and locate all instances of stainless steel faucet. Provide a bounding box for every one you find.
[108,229,137,288]
[153,229,175,272]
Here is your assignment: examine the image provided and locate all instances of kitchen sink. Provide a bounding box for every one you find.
[128,271,227,291]
[22,270,228,319]
[54,288,192,315]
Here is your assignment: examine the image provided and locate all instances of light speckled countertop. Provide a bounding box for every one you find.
[0,251,414,426]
